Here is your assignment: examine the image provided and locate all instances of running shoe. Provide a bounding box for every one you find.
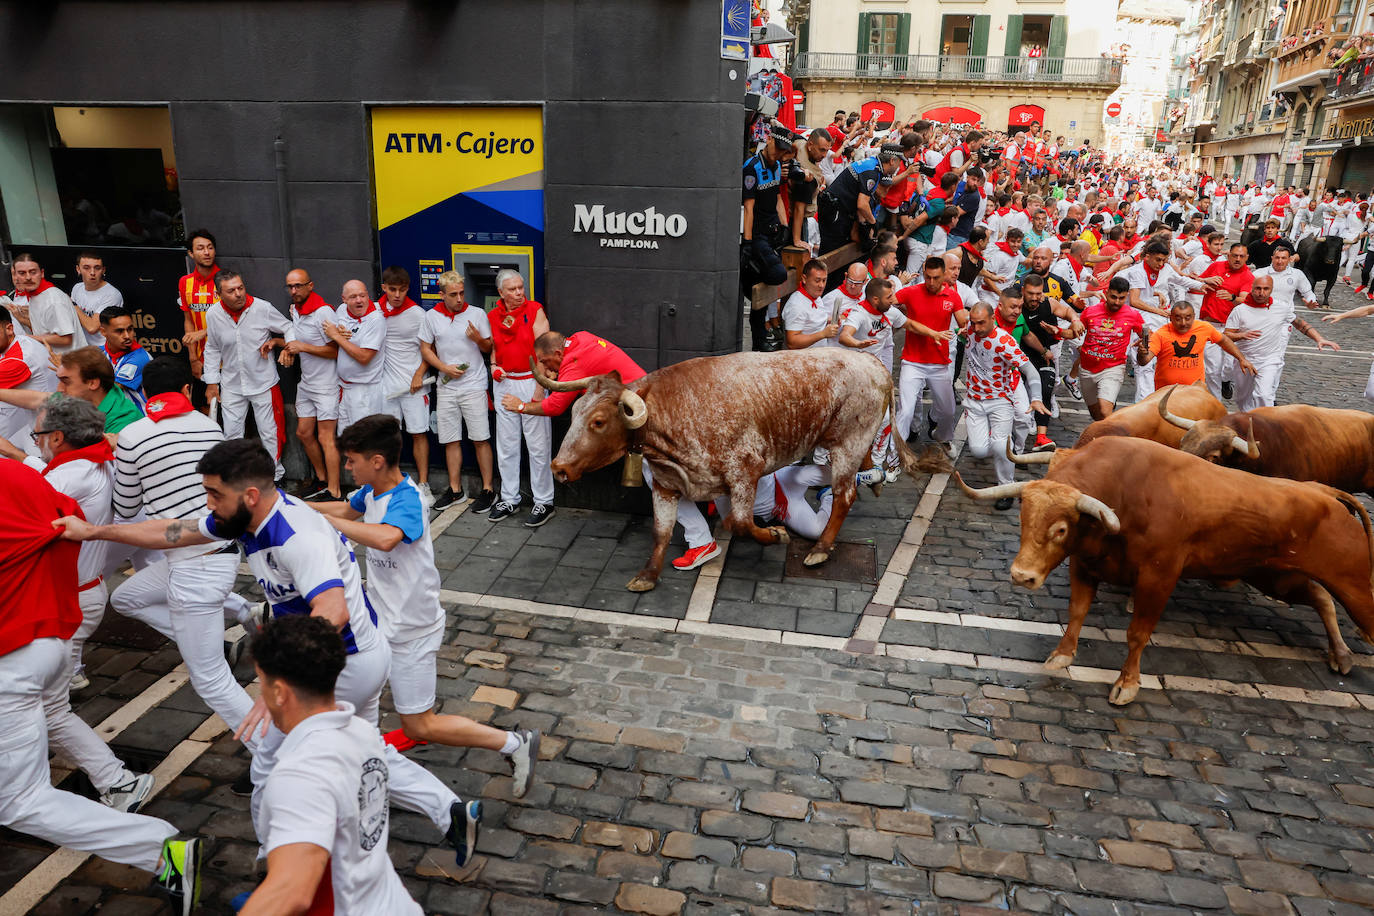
[101,772,155,814]
[671,542,721,570]
[432,487,464,511]
[1221,380,1234,400]
[1063,376,1082,400]
[231,771,254,797]
[856,467,884,486]
[70,668,90,692]
[884,466,901,484]
[446,800,482,867]
[155,836,202,916]
[487,500,518,522]
[1032,433,1057,453]
[470,489,497,514]
[304,488,341,503]
[510,728,541,799]
[524,504,556,528]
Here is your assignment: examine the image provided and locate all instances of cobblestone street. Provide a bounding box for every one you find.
[6,284,1374,915]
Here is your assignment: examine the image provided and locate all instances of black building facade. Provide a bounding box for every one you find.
[0,0,744,370]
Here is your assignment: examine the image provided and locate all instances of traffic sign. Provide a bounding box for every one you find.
[1106,102,1122,118]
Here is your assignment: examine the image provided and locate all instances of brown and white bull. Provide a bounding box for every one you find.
[1159,388,1374,496]
[956,436,1374,704]
[1072,383,1228,449]
[541,348,911,591]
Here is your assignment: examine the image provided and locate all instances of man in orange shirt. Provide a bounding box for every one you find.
[177,229,220,380]
[1135,301,1255,388]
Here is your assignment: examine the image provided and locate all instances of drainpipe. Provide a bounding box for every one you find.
[274,138,293,265]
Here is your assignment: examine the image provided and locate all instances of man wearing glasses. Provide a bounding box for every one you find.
[820,262,871,341]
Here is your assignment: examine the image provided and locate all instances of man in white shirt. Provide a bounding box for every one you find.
[4,253,80,354]
[419,271,496,512]
[820,262,868,334]
[202,271,291,482]
[214,615,424,915]
[281,269,341,500]
[326,280,387,432]
[70,252,124,348]
[0,305,59,451]
[377,266,432,497]
[317,416,541,790]
[1226,272,1338,410]
[1132,188,1162,228]
[783,259,839,349]
[1252,243,1319,313]
[838,277,910,477]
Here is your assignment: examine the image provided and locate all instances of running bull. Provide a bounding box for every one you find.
[1073,383,1228,449]
[1158,387,1374,497]
[957,436,1374,704]
[541,348,913,591]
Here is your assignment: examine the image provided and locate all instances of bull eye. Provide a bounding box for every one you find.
[591,418,604,430]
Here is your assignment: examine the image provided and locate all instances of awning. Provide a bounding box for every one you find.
[861,100,896,127]
[1008,104,1045,129]
[924,105,982,126]
[1303,140,1350,160]
[1270,69,1333,94]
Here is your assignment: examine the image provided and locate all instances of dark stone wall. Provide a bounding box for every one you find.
[2,0,745,368]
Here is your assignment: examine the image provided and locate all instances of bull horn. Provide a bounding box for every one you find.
[1157,386,1196,431]
[619,388,648,429]
[1006,439,1053,465]
[1075,493,1122,534]
[530,356,592,393]
[952,471,1029,503]
[1233,417,1259,459]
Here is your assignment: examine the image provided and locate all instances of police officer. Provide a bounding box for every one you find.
[742,124,797,289]
[818,145,902,258]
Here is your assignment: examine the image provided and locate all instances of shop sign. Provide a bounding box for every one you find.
[573,204,688,249]
[1324,117,1374,141]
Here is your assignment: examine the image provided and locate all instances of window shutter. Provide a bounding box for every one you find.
[897,13,911,56]
[1004,14,1023,56]
[857,11,871,55]
[971,14,990,74]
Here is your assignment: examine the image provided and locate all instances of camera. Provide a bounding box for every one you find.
[979,146,1004,164]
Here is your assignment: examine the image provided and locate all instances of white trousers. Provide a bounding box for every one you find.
[1203,332,1235,400]
[905,240,931,275]
[0,638,176,871]
[494,376,554,506]
[1011,384,1035,448]
[1342,243,1362,279]
[715,464,833,540]
[1236,361,1283,411]
[111,551,255,736]
[249,639,457,842]
[642,461,713,548]
[221,386,283,480]
[871,408,895,469]
[897,361,958,441]
[44,621,130,794]
[71,580,107,677]
[964,398,1015,485]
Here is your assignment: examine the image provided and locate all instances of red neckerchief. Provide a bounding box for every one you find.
[1089,225,1103,244]
[1143,265,1160,287]
[1011,206,1026,214]
[295,292,330,317]
[145,392,196,422]
[434,300,462,319]
[795,288,821,309]
[995,207,1012,217]
[995,241,1019,257]
[859,296,886,317]
[9,279,56,299]
[380,295,418,318]
[1067,255,1085,277]
[102,340,143,361]
[1247,295,1272,309]
[42,440,115,475]
[959,242,983,263]
[224,295,255,324]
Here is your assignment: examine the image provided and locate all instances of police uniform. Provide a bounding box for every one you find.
[742,152,787,287]
[819,156,884,254]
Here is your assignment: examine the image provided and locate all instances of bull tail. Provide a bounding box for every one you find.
[1316,483,1374,589]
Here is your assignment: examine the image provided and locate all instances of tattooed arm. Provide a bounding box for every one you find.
[53,515,217,549]
[1290,316,1341,352]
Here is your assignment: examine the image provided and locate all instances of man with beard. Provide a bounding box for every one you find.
[57,437,485,868]
[1017,274,1082,451]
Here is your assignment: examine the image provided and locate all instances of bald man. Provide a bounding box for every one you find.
[324,280,387,432]
[821,262,869,329]
[282,268,341,500]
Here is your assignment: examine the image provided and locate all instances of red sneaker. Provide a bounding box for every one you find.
[1356,285,1366,294]
[1032,433,1057,453]
[672,541,722,570]
[385,728,426,752]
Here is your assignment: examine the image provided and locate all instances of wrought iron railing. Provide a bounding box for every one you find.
[792,53,1124,85]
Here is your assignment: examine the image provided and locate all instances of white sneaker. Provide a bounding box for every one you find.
[884,467,901,484]
[856,467,884,486]
[70,668,90,692]
[102,772,155,814]
[416,481,434,506]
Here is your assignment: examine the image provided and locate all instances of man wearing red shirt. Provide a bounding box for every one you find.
[488,269,554,527]
[894,257,965,446]
[509,330,722,571]
[1199,241,1254,400]
[177,229,220,380]
[1078,277,1147,419]
[0,460,203,909]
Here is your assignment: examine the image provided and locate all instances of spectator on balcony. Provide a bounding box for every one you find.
[1026,43,1044,77]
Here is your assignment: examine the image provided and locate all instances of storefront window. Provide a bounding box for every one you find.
[0,105,182,249]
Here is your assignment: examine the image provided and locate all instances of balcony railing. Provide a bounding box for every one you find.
[1328,62,1374,103]
[791,53,1124,86]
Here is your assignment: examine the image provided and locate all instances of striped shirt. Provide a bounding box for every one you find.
[114,409,224,561]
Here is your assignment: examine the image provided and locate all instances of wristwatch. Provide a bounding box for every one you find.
[517,401,525,413]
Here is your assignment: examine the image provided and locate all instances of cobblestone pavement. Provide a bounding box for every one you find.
[7,280,1374,914]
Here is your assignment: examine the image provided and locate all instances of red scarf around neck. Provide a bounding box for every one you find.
[224,295,255,323]
[380,295,418,318]
[145,392,196,422]
[995,241,1019,258]
[959,242,983,263]
[42,439,115,475]
[295,292,331,317]
[10,279,56,299]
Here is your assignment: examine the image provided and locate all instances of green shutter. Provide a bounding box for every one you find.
[799,18,809,54]
[1048,15,1067,75]
[1004,14,1023,55]
[857,11,871,54]
[971,14,990,74]
[896,13,911,55]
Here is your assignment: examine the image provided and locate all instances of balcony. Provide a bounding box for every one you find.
[1272,18,1348,91]
[1188,100,1220,127]
[791,53,1124,87]
[1328,60,1374,104]
[1223,27,1273,73]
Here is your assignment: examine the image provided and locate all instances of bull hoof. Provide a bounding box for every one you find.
[803,550,830,567]
[625,576,658,593]
[1108,680,1140,706]
[768,526,790,545]
[1329,650,1355,675]
[869,482,885,497]
[1044,652,1074,671]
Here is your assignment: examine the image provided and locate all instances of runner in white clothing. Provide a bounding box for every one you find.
[4,253,80,353]
[327,280,387,432]
[281,268,342,500]
[1251,244,1319,312]
[202,271,291,481]
[315,415,542,796]
[0,308,59,451]
[783,260,839,348]
[1224,274,1338,410]
[70,252,124,348]
[237,616,422,916]
[839,277,909,476]
[377,266,432,496]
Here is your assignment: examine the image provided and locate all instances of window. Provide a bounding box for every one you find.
[868,13,901,54]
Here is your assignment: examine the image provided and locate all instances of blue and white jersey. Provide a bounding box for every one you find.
[199,492,379,655]
[349,475,442,643]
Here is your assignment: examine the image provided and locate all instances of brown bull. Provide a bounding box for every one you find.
[1159,389,1374,496]
[1073,383,1228,448]
[957,437,1374,704]
[542,348,911,591]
